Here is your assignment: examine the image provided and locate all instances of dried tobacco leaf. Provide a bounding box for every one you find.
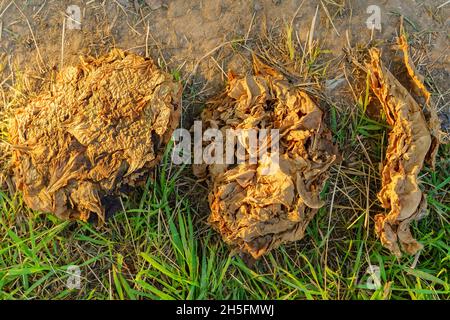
[367,47,436,257]
[397,34,443,167]
[9,49,181,223]
[197,58,339,259]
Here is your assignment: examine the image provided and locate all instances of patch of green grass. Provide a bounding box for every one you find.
[0,138,448,299]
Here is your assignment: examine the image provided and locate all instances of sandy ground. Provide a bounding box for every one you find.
[0,0,448,108]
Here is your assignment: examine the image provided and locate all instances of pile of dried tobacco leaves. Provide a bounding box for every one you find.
[8,49,181,223]
[195,58,339,259]
[367,34,443,257]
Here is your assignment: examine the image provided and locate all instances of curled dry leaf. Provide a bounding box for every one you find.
[397,34,444,165]
[9,49,181,223]
[367,46,438,257]
[197,58,339,259]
